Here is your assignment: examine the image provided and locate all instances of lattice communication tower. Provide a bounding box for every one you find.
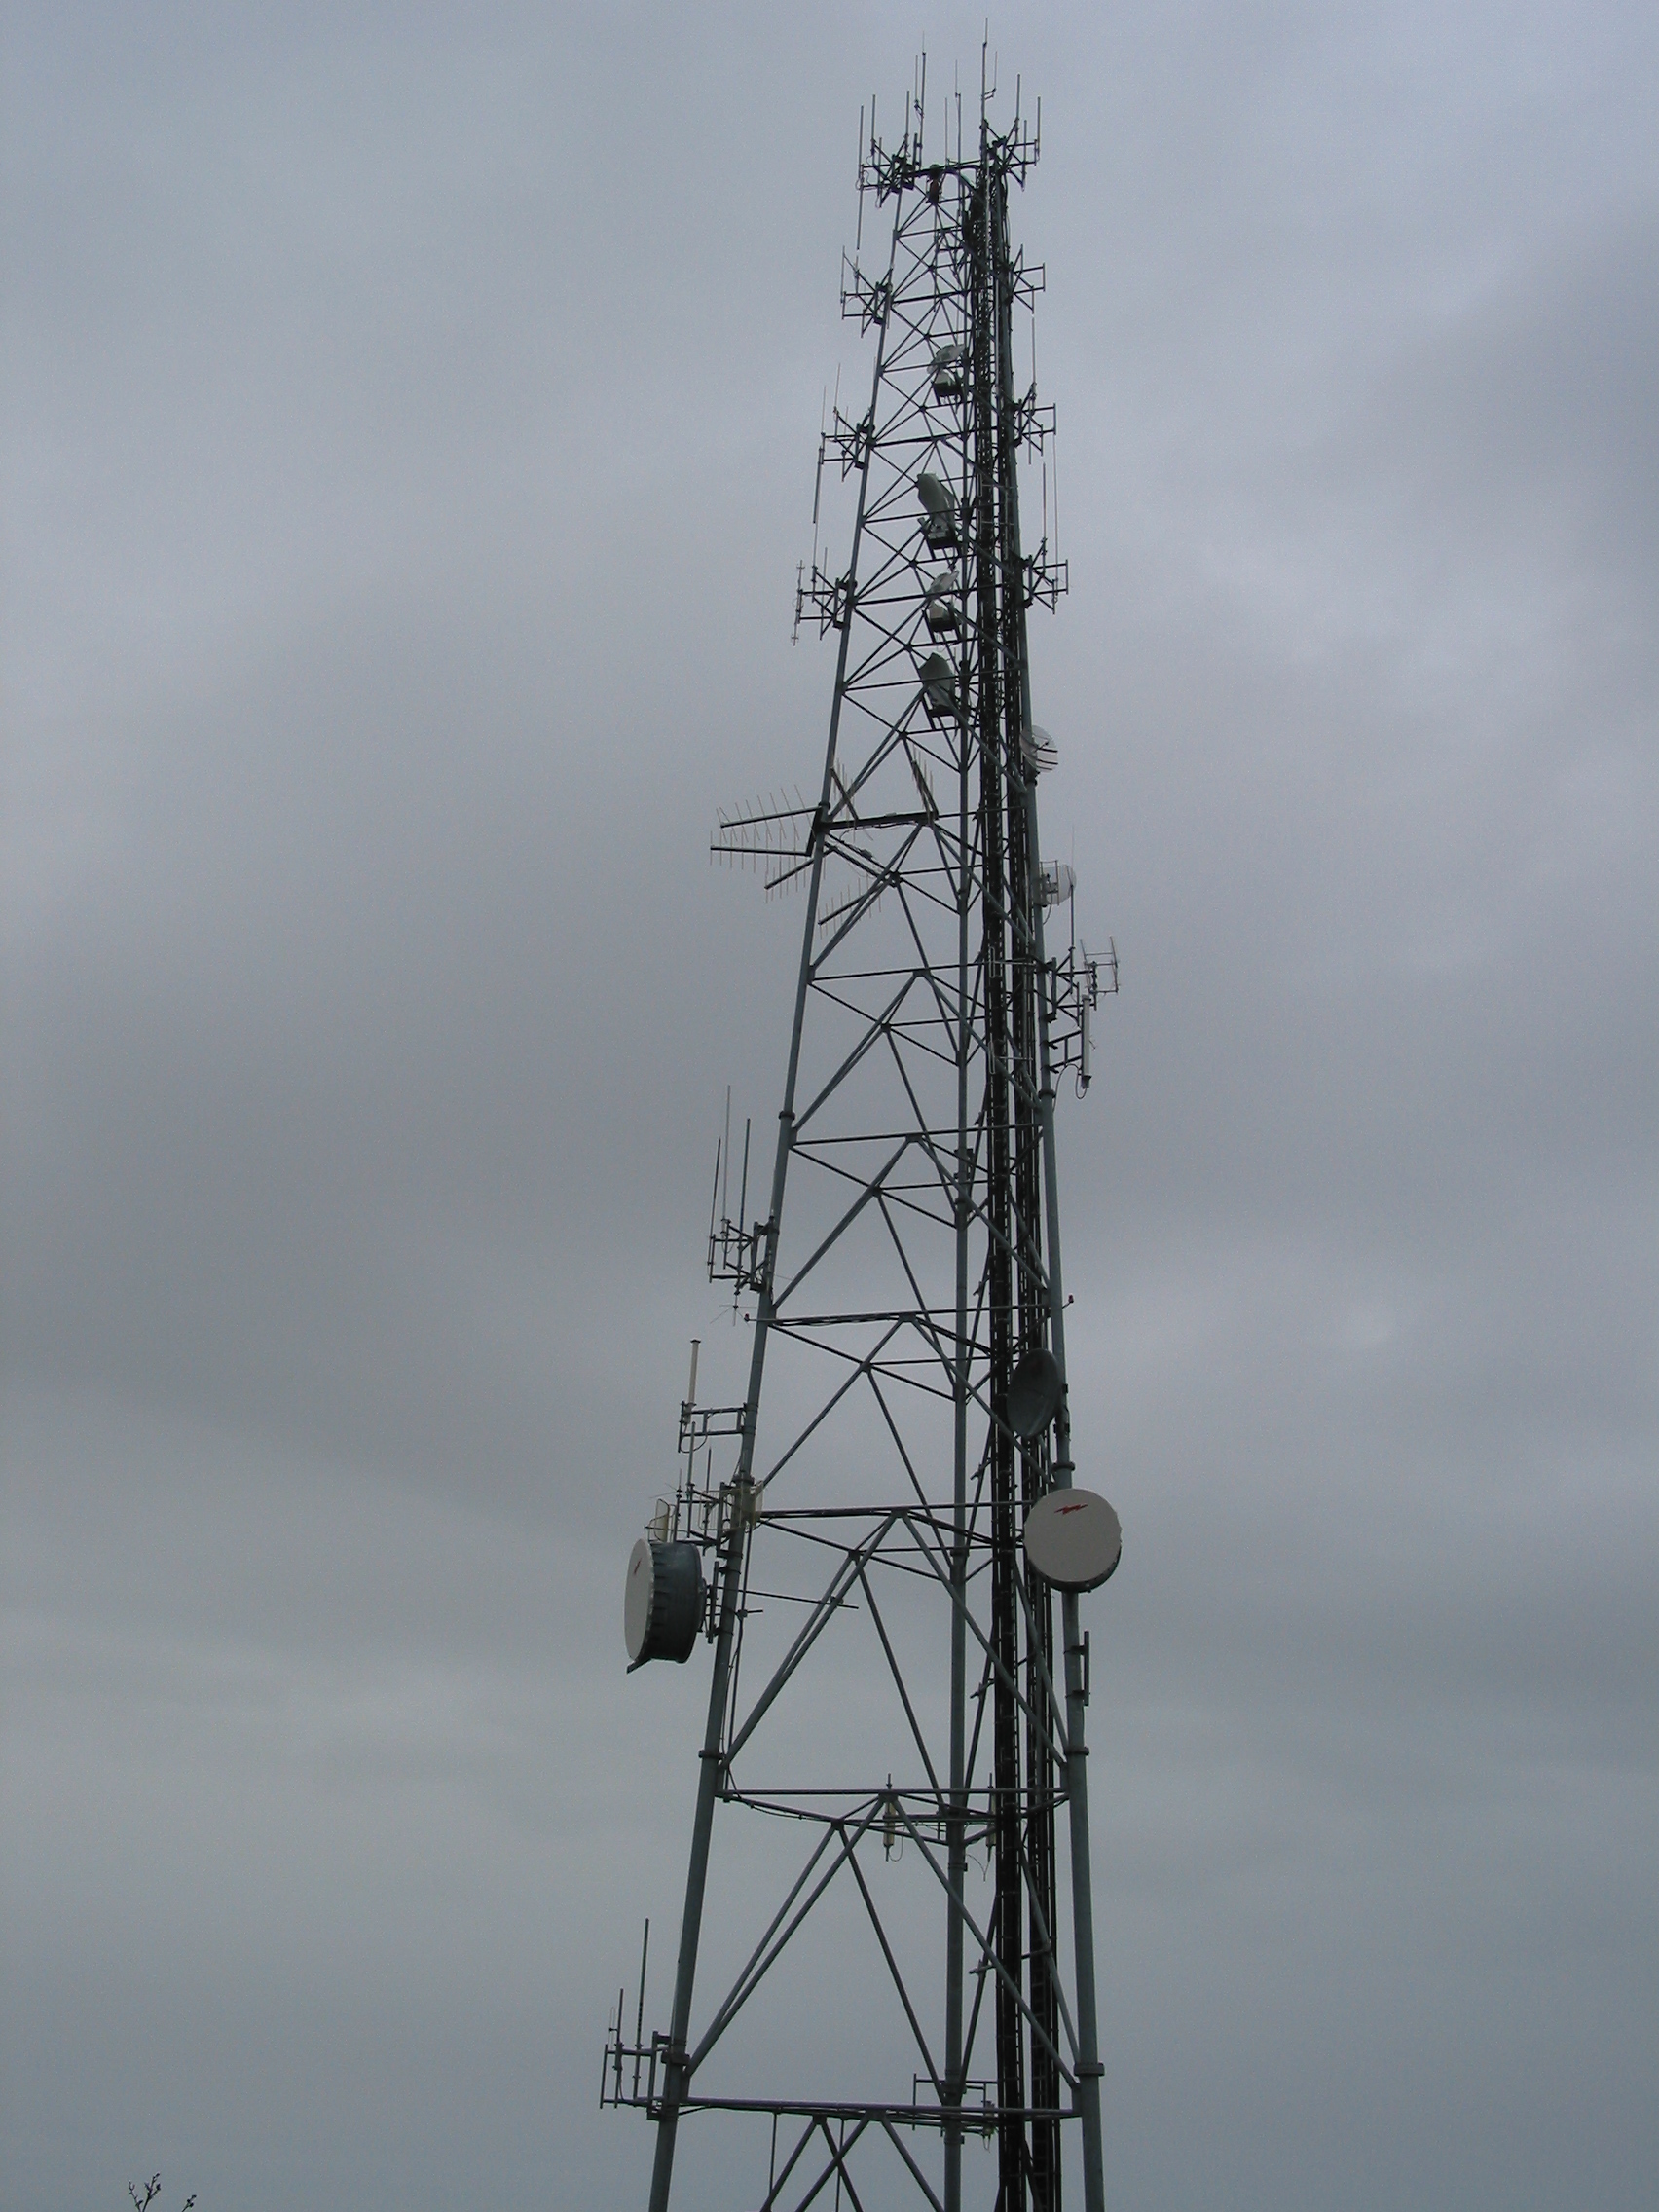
[605,59,1121,2212]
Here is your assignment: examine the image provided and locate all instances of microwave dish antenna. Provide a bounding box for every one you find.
[1008,1345,1064,1436]
[624,1537,704,1670]
[1023,1488,1124,1593]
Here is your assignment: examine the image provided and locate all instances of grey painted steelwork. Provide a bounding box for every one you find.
[604,57,1117,2212]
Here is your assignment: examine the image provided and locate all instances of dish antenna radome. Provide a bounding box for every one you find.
[1022,1488,1122,1593]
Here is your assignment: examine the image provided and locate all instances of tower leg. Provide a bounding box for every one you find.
[1060,1583,1105,2212]
[944,728,974,2212]
[646,1502,747,2212]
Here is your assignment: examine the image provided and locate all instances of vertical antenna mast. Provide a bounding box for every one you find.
[606,62,1118,2212]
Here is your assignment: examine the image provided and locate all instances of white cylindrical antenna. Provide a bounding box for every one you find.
[721,1085,732,1223]
[686,1338,701,1407]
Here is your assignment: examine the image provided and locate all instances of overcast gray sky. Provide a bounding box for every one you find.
[4,4,1656,2208]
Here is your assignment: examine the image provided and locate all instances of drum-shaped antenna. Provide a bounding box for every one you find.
[1023,1488,1122,1593]
[624,1537,704,1669]
[1007,1346,1063,1437]
[916,469,955,518]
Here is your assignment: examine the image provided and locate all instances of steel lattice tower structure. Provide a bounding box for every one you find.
[607,64,1117,2212]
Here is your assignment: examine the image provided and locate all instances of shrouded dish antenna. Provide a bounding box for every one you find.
[1007,1346,1063,1437]
[919,651,959,720]
[1023,1489,1122,1593]
[917,469,954,517]
[930,342,965,396]
[924,572,961,633]
[624,1536,704,1669]
[917,471,959,549]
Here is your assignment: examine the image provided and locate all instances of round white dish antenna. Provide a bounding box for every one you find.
[1023,1488,1122,1593]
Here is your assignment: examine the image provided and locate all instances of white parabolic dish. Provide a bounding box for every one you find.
[1022,1488,1122,1593]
